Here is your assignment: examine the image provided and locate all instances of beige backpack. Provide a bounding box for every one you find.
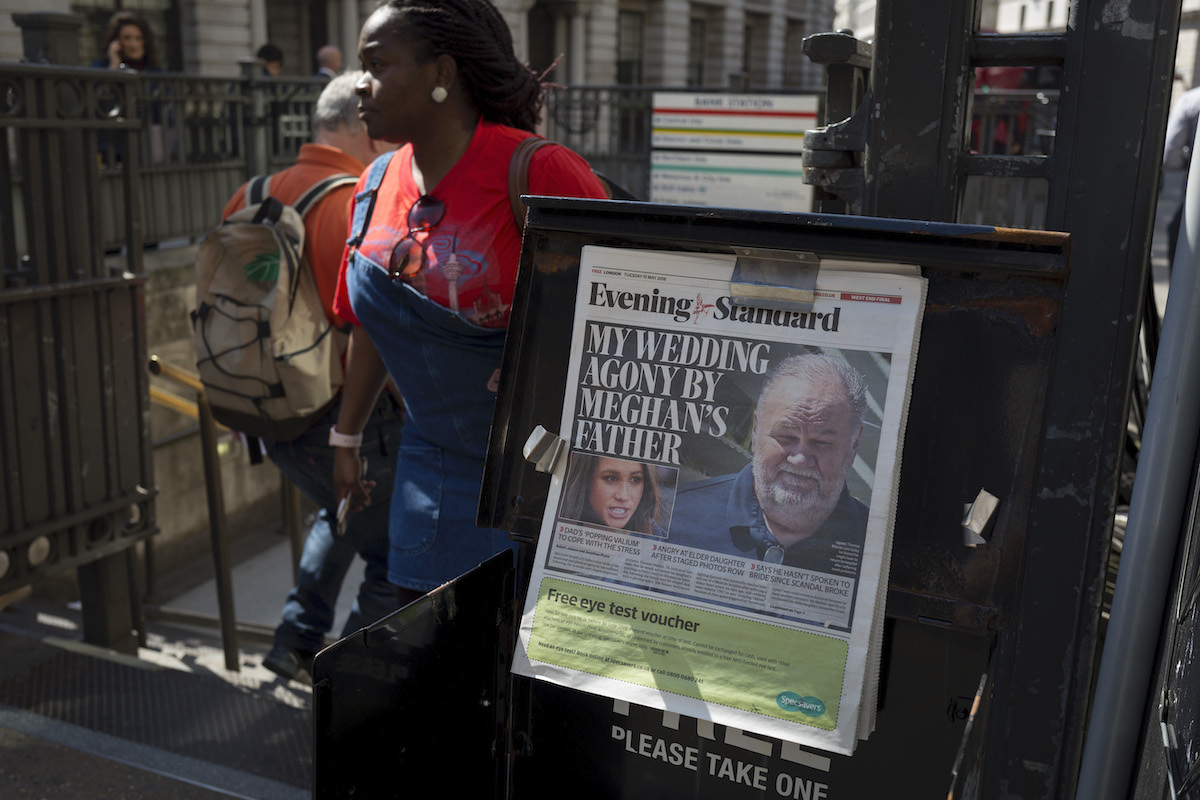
[192,173,356,443]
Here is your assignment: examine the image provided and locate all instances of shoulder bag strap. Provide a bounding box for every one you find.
[508,136,555,230]
[348,151,397,248]
[294,173,359,218]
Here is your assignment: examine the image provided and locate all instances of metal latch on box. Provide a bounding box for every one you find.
[730,248,821,313]
[523,425,567,474]
[963,489,1000,547]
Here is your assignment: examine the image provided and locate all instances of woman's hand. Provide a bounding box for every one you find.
[332,326,390,513]
[333,446,375,513]
[107,39,123,68]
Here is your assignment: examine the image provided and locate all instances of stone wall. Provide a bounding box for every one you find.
[140,245,292,587]
[178,0,254,77]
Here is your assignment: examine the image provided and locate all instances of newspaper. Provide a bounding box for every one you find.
[512,245,926,755]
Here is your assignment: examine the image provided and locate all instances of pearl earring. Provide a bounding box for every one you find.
[431,86,448,103]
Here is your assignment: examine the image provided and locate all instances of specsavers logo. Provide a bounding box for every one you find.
[776,691,826,717]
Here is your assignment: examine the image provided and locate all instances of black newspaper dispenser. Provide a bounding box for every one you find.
[313,197,1072,799]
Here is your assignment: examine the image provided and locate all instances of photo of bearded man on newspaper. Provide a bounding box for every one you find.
[669,352,869,583]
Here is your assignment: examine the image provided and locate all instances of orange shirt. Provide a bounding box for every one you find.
[223,143,365,328]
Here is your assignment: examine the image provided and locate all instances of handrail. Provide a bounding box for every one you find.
[145,353,240,671]
[149,385,201,421]
[145,354,306,658]
[148,354,205,394]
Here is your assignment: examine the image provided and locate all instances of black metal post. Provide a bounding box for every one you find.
[11,12,83,66]
[241,59,271,179]
[78,554,138,655]
[197,392,240,672]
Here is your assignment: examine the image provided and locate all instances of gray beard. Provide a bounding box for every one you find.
[754,467,840,538]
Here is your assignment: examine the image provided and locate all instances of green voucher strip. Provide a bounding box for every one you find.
[527,578,848,730]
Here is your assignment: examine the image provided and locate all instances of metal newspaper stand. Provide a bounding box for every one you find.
[313,197,1073,799]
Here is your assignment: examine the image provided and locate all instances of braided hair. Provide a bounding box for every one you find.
[382,0,545,132]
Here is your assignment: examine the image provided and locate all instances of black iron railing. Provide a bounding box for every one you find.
[3,66,1064,256]
[961,88,1059,229]
[544,85,657,200]
[102,67,325,249]
[0,63,155,604]
[3,62,325,255]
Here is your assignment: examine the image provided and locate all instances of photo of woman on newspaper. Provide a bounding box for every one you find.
[560,453,674,536]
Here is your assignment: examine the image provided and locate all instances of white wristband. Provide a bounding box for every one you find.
[328,426,363,448]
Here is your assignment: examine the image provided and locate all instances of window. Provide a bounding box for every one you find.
[617,11,644,85]
[742,24,752,77]
[743,14,769,87]
[687,18,706,87]
[783,20,808,87]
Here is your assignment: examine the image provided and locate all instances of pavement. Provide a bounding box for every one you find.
[0,526,365,800]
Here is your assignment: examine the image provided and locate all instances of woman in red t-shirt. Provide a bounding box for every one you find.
[330,0,608,604]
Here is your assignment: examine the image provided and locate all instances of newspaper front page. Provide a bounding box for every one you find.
[512,245,926,755]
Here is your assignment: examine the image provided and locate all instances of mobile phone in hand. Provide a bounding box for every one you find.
[336,457,367,536]
[336,495,351,536]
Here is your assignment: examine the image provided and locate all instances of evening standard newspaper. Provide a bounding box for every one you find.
[512,245,926,755]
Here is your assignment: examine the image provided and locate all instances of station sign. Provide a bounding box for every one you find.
[650,92,819,212]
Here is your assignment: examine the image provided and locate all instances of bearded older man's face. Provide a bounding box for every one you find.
[752,373,862,534]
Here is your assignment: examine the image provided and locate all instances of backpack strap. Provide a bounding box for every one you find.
[293,173,358,218]
[508,136,555,230]
[246,175,269,206]
[348,151,397,248]
[245,176,283,225]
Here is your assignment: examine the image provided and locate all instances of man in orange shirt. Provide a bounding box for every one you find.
[223,73,401,681]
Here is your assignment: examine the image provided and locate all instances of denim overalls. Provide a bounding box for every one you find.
[345,152,517,591]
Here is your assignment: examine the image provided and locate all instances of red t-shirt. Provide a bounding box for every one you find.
[333,121,607,329]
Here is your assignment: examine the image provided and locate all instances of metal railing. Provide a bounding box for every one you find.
[147,355,304,671]
[970,88,1058,157]
[961,89,1059,229]
[544,85,658,200]
[4,67,1065,258]
[100,66,326,249]
[4,62,326,255]
[0,64,156,636]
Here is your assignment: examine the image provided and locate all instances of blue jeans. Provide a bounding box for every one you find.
[266,395,402,655]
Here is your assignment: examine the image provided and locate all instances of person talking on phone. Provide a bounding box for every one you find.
[92,11,161,72]
[91,11,169,166]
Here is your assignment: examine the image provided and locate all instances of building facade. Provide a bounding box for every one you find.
[994,0,1200,91]
[3,0,832,89]
[834,0,998,41]
[991,0,1197,103]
